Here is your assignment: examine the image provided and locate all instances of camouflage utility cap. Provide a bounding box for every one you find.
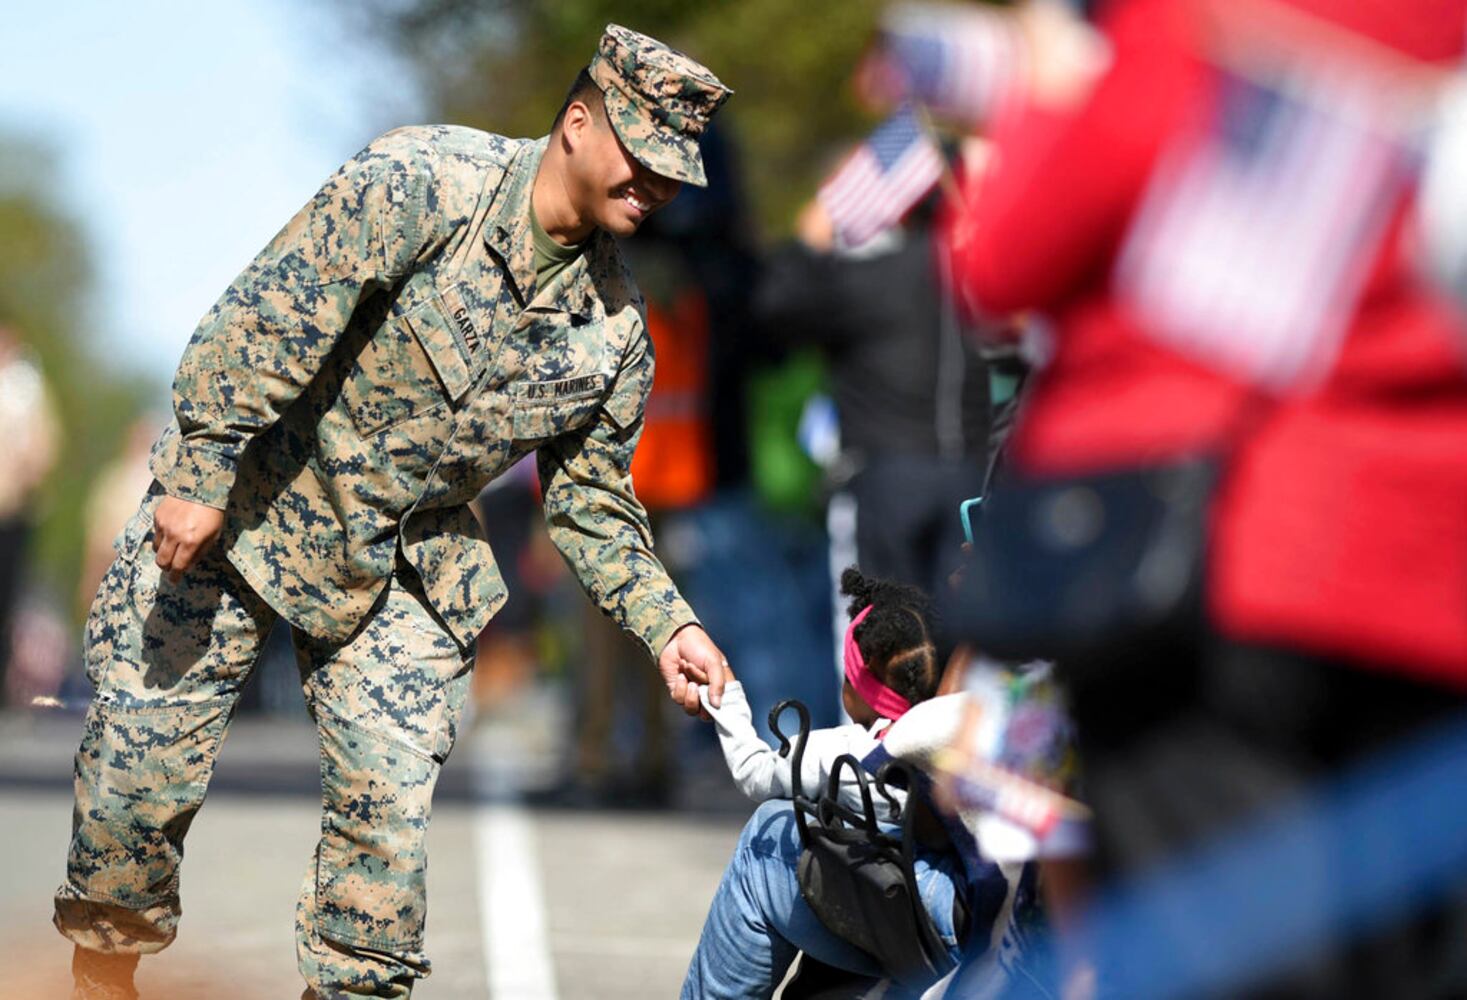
[588,23,732,187]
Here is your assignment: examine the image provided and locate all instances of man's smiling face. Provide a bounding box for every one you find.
[565,102,681,238]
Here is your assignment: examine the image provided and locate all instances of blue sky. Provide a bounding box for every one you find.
[0,1,426,382]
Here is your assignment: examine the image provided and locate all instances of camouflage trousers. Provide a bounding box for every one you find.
[53,485,473,998]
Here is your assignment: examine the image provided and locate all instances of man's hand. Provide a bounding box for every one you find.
[152,495,225,581]
[658,624,729,718]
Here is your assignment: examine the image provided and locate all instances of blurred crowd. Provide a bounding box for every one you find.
[9,0,1467,996]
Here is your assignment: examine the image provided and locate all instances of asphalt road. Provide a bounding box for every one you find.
[0,691,751,999]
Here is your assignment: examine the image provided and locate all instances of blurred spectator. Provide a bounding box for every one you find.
[0,323,59,704]
[4,597,70,707]
[644,122,766,491]
[675,494,838,740]
[629,259,717,510]
[948,0,1467,994]
[756,188,997,648]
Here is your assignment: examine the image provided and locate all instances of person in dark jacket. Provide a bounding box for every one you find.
[755,191,999,611]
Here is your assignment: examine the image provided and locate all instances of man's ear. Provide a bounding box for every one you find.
[560,100,593,151]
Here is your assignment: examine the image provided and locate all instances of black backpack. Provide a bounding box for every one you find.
[771,700,969,995]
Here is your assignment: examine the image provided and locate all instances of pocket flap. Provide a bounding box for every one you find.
[402,300,473,401]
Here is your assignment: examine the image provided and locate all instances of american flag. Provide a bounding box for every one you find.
[868,3,1027,126]
[818,104,944,249]
[1115,60,1416,390]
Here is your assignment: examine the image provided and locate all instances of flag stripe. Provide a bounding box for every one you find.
[1115,60,1411,389]
[818,105,944,248]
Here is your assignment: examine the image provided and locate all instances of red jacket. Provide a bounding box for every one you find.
[952,0,1467,685]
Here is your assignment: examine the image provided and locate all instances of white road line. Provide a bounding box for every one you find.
[475,801,559,1000]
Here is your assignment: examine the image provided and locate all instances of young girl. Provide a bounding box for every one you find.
[698,566,943,817]
[683,567,964,999]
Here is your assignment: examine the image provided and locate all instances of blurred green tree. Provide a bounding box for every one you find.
[0,138,152,617]
[341,0,884,234]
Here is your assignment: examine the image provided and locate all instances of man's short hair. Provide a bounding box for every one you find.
[552,68,605,131]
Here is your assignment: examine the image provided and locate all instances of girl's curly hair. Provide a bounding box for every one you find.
[841,566,940,706]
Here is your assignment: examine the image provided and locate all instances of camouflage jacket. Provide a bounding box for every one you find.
[149,126,696,656]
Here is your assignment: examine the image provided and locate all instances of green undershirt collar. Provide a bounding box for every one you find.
[530,203,584,293]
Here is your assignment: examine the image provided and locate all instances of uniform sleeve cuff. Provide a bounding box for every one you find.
[638,604,700,662]
[150,441,238,510]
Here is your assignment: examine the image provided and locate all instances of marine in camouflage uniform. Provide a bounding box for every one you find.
[55,24,732,1000]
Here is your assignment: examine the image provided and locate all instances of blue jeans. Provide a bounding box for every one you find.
[682,800,964,999]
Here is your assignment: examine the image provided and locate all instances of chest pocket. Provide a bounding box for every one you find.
[511,374,608,442]
[345,297,474,439]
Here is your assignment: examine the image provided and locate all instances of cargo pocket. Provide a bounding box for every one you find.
[346,296,474,439]
[67,697,231,909]
[510,374,608,442]
[307,577,472,950]
[313,713,438,951]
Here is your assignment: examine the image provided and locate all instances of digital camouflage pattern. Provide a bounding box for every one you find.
[56,120,723,996]
[589,23,733,187]
[150,125,695,660]
[56,486,473,996]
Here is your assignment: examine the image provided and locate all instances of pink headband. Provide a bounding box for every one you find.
[843,605,913,721]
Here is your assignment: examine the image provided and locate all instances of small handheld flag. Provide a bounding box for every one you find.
[818,104,945,250]
[1116,60,1417,390]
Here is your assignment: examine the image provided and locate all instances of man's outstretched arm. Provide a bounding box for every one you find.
[537,318,727,715]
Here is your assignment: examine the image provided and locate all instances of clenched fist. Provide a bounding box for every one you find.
[152,495,225,581]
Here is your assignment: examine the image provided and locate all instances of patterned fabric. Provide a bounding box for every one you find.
[54,485,473,997]
[588,23,732,186]
[57,115,716,997]
[151,125,695,659]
